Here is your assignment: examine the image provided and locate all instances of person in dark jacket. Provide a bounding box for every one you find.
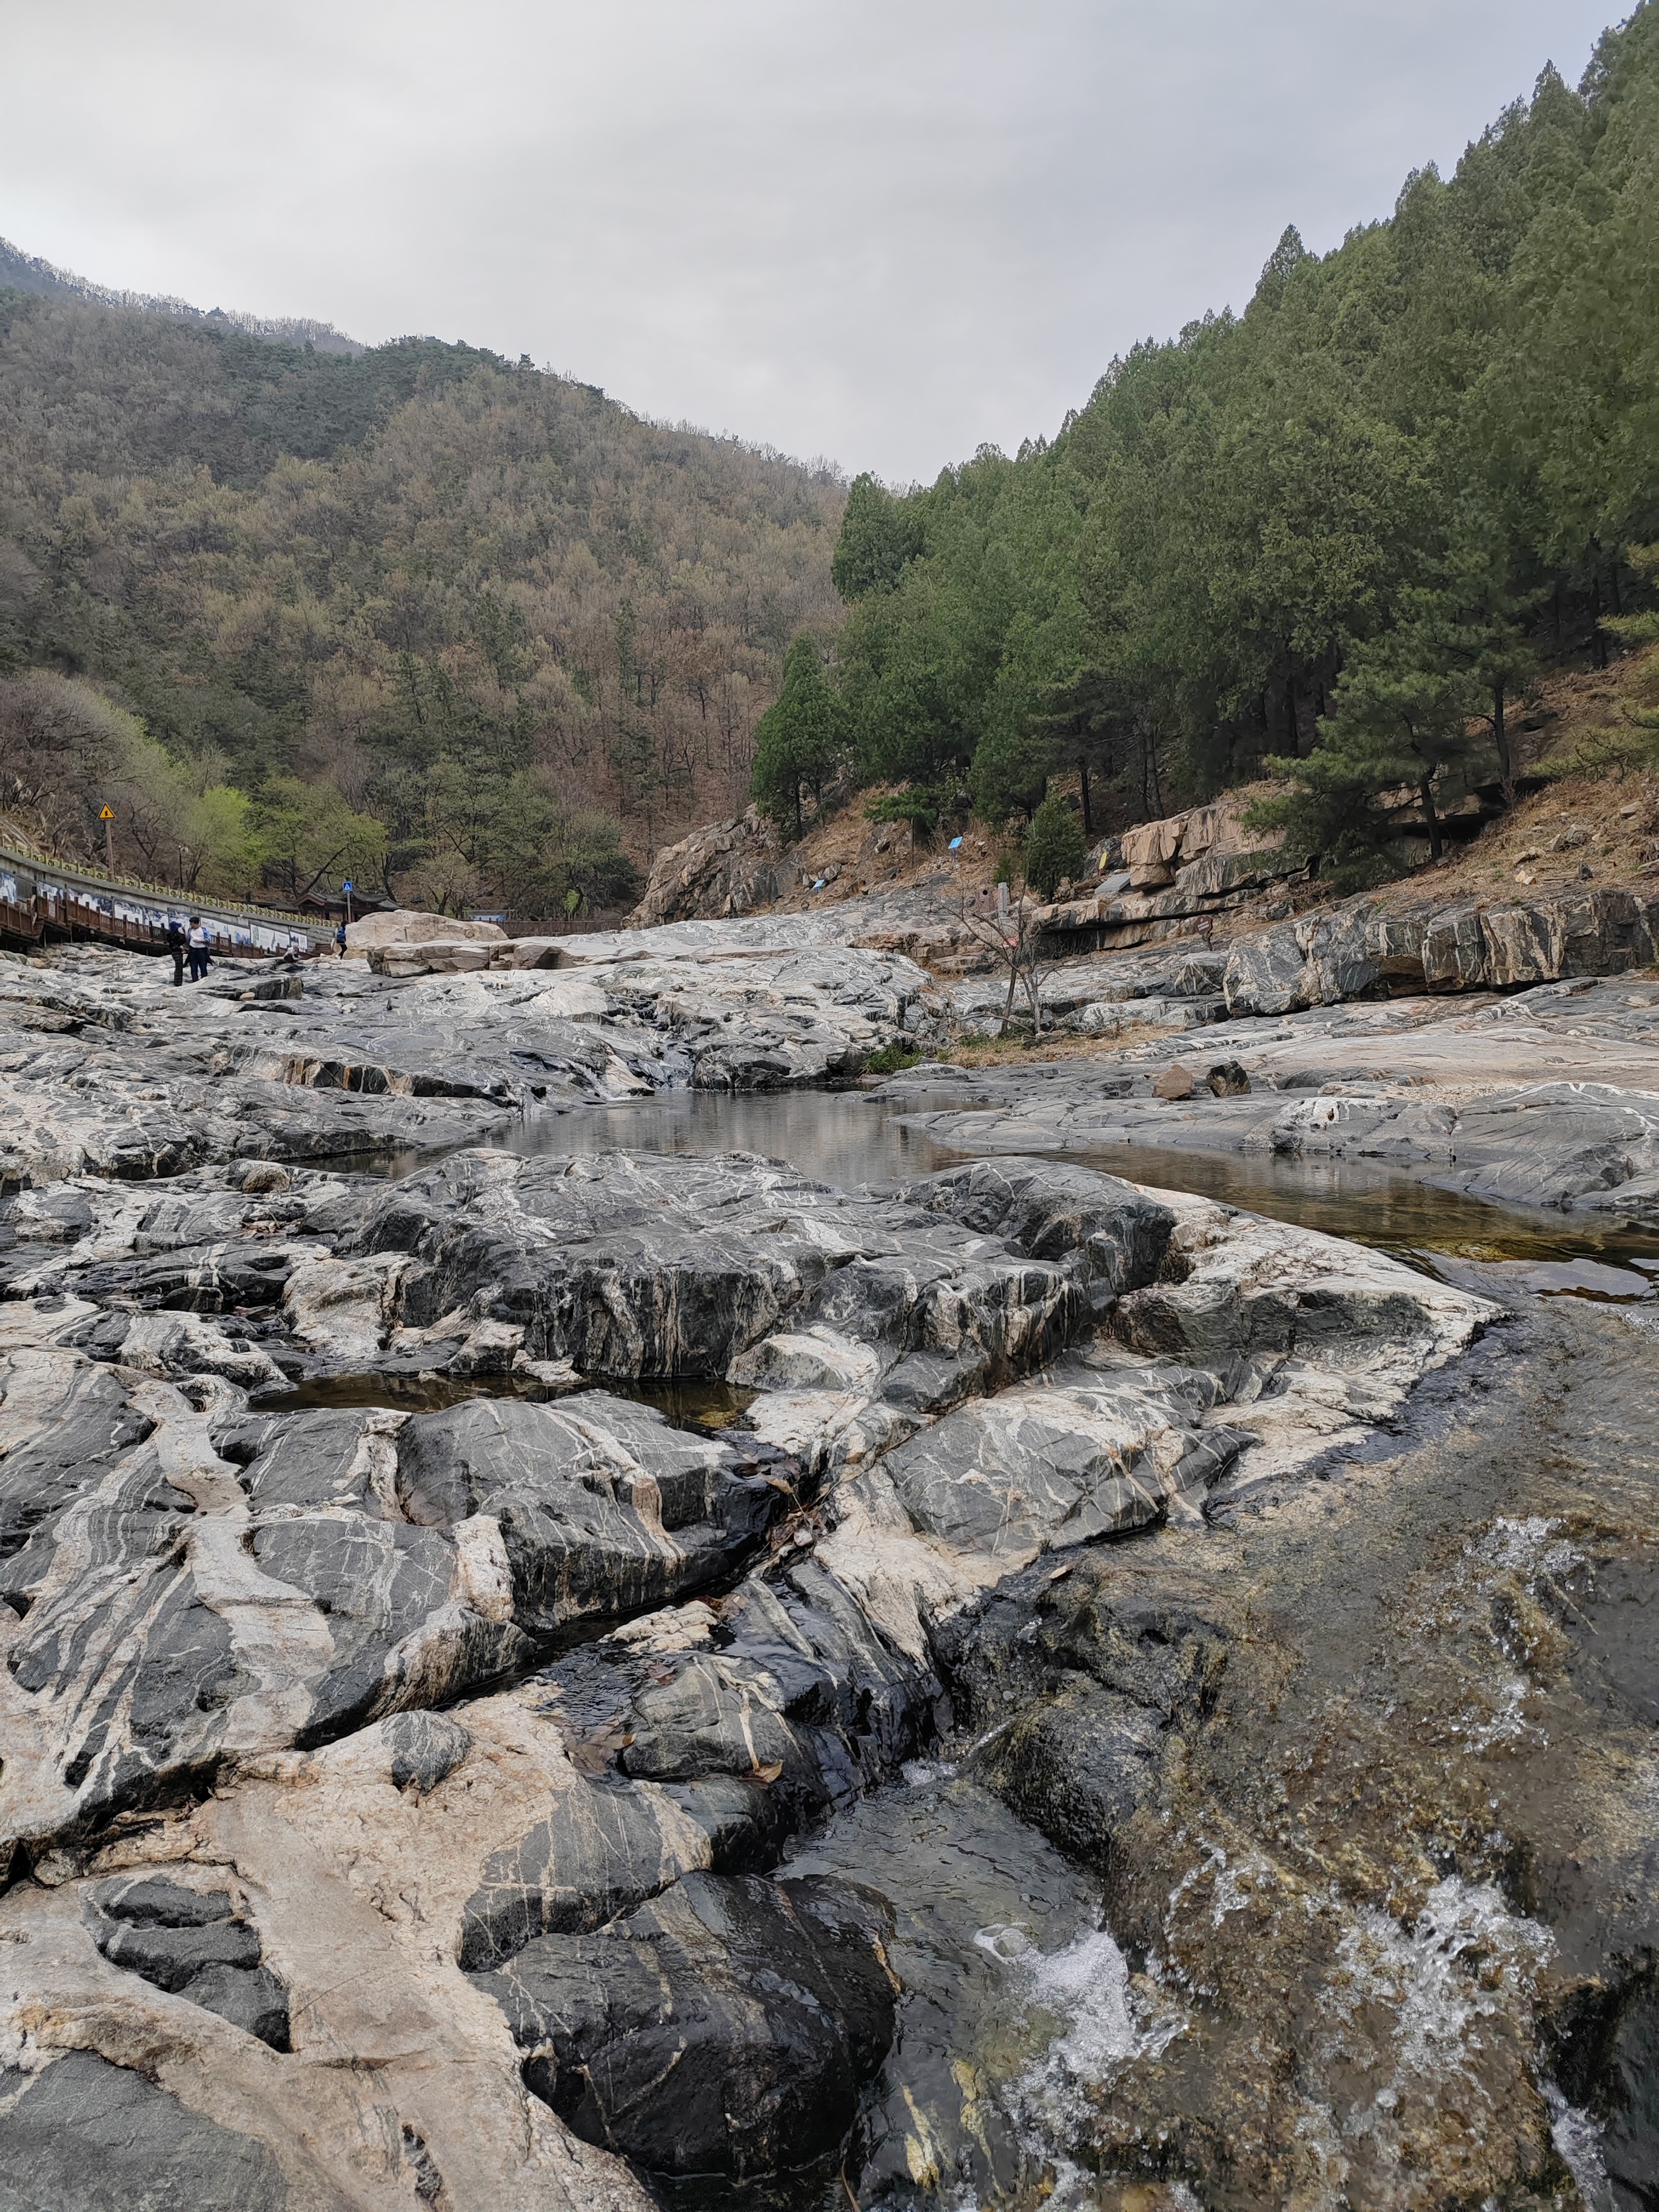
[166,920,186,986]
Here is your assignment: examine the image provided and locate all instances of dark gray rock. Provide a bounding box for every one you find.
[213,1406,394,1512]
[86,1875,289,2052]
[394,1394,785,1631]
[878,1352,1247,1561]
[382,1709,473,1794]
[349,1148,1106,1412]
[615,1559,934,1817]
[247,1513,525,1747]
[92,1875,237,1929]
[893,1158,1175,1319]
[95,1914,263,1989]
[458,1779,715,1969]
[1,1433,532,1838]
[936,1556,1231,1870]
[0,2052,287,2211]
[475,1870,896,2187]
[529,1555,939,1863]
[0,1359,154,1566]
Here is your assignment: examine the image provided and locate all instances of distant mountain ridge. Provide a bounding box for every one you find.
[0,234,364,355]
[0,245,845,924]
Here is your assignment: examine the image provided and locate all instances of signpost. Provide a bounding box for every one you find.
[98,806,115,876]
[342,880,354,926]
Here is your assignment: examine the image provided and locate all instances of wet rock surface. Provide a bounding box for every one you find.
[0,933,945,1187]
[478,1870,898,2191]
[0,937,1654,2208]
[882,974,1659,1228]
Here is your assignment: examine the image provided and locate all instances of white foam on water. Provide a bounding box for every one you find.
[1451,1670,1536,1752]
[902,1758,958,1788]
[970,1920,1187,2206]
[1470,1514,1582,1583]
[1543,2085,1616,2212]
[1025,1928,1142,2079]
[1326,1874,1553,2147]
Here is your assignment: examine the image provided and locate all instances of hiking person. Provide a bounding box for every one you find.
[334,920,347,958]
[186,917,211,982]
[166,919,186,986]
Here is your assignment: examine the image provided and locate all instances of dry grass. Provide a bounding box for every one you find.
[941,1022,1187,1068]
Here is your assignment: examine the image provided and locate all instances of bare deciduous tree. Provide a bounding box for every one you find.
[954,888,1051,1037]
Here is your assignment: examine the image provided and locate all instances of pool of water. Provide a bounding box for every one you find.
[496,1084,965,1192]
[480,1088,1659,1299]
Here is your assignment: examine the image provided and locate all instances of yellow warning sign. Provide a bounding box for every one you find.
[98,806,115,820]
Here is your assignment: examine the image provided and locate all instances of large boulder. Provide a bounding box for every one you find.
[344,907,507,953]
[629,810,783,928]
[475,1871,896,2188]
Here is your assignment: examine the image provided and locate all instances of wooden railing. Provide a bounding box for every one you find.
[0,835,340,959]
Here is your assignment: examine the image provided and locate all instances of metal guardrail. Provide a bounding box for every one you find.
[0,846,329,959]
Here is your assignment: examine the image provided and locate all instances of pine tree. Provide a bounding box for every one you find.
[1253,600,1486,882]
[749,635,849,842]
[1023,793,1086,899]
[831,474,927,601]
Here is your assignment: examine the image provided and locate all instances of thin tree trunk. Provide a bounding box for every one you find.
[1022,953,1044,1036]
[1419,777,1442,862]
[1492,680,1512,796]
[1078,760,1092,838]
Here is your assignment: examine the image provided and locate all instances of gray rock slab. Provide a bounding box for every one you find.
[0,2051,288,2211]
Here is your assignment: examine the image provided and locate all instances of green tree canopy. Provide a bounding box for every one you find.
[824,5,1659,875]
[1023,793,1087,899]
[750,634,850,840]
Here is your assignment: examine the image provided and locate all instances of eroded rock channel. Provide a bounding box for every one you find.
[0,942,1654,2211]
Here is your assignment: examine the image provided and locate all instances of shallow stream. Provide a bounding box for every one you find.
[338,1088,1658,2207]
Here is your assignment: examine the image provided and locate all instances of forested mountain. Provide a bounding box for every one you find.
[770,2,1659,886]
[0,284,844,917]
[0,236,363,355]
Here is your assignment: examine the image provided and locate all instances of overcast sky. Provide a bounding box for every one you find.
[0,0,1620,482]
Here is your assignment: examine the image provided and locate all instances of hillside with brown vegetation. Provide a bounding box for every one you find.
[0,286,845,921]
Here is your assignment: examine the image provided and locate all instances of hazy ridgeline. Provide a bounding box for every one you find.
[2,2,1655,923]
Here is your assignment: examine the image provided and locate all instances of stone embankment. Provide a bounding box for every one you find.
[1220,882,1659,1012]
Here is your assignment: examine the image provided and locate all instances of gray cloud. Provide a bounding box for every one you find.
[1,0,1616,480]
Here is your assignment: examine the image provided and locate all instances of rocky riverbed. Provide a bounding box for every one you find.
[0,932,1655,2210]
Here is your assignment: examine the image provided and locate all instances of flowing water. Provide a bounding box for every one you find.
[332,1089,1655,2205]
